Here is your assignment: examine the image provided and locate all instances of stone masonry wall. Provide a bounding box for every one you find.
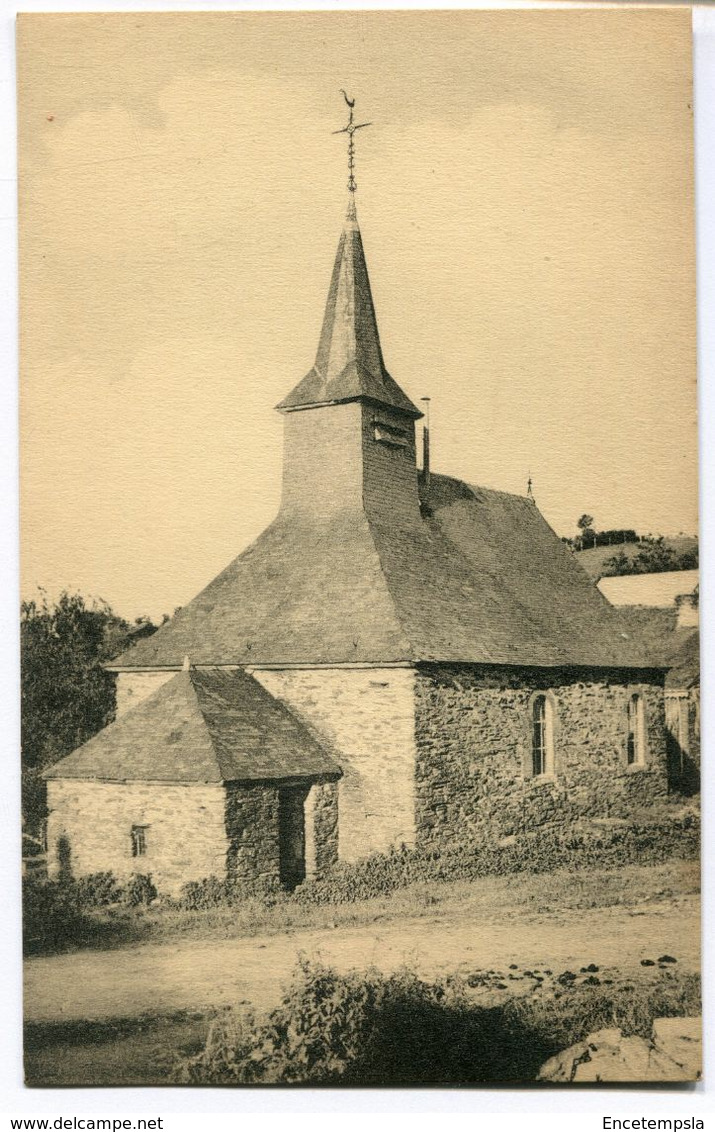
[46,779,229,895]
[253,668,416,862]
[415,665,668,849]
[114,670,175,718]
[224,783,280,889]
[308,780,340,877]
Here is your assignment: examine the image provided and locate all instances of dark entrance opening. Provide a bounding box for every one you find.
[278,785,309,890]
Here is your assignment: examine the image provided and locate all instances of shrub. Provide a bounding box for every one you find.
[124,873,157,907]
[177,959,701,1086]
[511,969,701,1051]
[175,874,282,911]
[178,959,488,1085]
[178,876,230,911]
[293,813,700,906]
[23,875,95,955]
[603,537,699,577]
[74,871,124,907]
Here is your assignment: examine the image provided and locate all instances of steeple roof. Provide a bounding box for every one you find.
[277,199,421,418]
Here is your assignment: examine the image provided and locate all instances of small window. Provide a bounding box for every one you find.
[627,694,646,766]
[532,694,555,777]
[131,825,148,857]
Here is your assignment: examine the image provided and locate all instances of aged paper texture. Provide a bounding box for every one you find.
[18,9,700,1087]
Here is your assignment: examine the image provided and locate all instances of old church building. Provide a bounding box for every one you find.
[45,193,668,894]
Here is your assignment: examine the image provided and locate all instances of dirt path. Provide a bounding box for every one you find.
[24,894,700,1023]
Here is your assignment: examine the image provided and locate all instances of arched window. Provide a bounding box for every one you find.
[627,693,646,766]
[532,694,555,777]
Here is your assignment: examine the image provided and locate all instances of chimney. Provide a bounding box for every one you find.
[422,422,431,491]
[420,398,431,484]
[420,397,431,513]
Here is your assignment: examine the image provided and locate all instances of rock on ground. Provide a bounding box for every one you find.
[537,1017,702,1083]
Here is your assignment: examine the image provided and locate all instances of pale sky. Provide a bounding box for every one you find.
[19,9,697,621]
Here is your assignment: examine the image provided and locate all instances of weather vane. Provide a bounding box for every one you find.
[333,90,371,193]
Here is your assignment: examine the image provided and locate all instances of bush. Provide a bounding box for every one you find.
[178,959,489,1085]
[603,537,699,577]
[177,959,701,1086]
[74,871,124,907]
[125,873,157,907]
[178,876,230,911]
[293,813,700,907]
[175,874,282,911]
[23,875,96,955]
[161,812,699,915]
[512,969,701,1053]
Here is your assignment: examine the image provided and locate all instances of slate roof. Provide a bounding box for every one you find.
[109,198,657,675]
[614,607,693,667]
[665,630,700,689]
[276,199,421,419]
[44,667,341,783]
[111,474,655,671]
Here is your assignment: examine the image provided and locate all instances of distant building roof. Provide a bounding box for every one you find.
[597,570,699,609]
[276,199,421,419]
[44,668,341,784]
[110,473,656,672]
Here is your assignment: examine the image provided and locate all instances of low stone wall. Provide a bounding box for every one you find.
[46,779,228,895]
[415,665,668,850]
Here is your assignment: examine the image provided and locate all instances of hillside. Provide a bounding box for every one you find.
[574,537,698,581]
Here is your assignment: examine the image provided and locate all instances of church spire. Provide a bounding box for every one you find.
[277,96,421,420]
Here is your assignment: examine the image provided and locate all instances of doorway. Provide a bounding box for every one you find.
[278,785,309,890]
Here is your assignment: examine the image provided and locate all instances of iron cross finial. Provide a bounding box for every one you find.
[332,92,371,193]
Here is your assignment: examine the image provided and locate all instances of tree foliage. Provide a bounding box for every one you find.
[603,537,699,577]
[20,591,159,837]
[575,514,596,550]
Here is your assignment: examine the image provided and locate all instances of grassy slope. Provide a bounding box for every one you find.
[573,536,698,580]
[64,858,700,953]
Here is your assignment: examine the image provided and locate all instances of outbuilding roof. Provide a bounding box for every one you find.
[44,667,341,784]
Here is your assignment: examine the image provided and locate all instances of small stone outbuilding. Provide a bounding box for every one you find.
[45,667,340,894]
